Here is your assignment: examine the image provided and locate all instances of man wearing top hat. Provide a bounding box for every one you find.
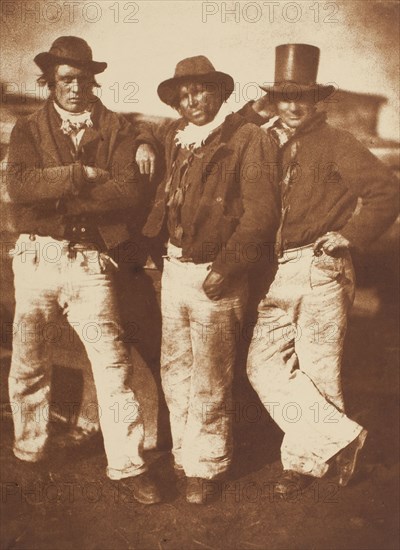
[135,55,279,503]
[240,43,398,494]
[5,36,162,504]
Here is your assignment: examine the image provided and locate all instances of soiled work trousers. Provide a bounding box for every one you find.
[9,234,146,480]
[161,244,246,479]
[247,246,363,477]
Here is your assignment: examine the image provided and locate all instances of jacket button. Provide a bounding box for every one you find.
[72,227,77,232]
[216,196,222,203]
[81,227,86,233]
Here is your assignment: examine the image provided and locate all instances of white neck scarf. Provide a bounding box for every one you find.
[53,102,93,135]
[174,102,233,150]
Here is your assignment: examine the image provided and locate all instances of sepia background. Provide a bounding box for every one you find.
[0,1,399,550]
[1,0,399,137]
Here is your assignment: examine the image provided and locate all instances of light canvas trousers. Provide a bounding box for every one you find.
[161,244,246,479]
[9,234,146,480]
[247,245,364,477]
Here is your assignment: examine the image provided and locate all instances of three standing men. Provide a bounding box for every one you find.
[6,37,161,504]
[6,37,398,506]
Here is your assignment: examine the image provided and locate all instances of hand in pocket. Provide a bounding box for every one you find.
[202,270,227,301]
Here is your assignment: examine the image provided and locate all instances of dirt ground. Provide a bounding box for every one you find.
[1,228,399,550]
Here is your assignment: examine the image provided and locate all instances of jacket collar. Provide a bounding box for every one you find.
[73,98,121,151]
[192,112,248,174]
[176,111,247,149]
[216,111,248,146]
[41,99,124,163]
[170,111,247,168]
[295,110,327,137]
[174,102,233,150]
[200,113,248,194]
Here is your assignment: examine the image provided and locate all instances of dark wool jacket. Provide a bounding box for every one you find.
[138,112,280,278]
[5,99,143,250]
[242,104,399,251]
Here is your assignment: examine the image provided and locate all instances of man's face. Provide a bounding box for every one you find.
[276,100,315,129]
[54,64,94,113]
[177,81,223,126]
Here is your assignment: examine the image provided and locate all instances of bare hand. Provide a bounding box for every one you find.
[202,270,226,301]
[313,232,350,256]
[136,143,156,180]
[83,165,98,180]
[252,93,276,119]
[83,166,109,183]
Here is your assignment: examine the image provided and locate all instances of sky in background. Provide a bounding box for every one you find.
[1,0,399,139]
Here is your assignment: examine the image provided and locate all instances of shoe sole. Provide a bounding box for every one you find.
[337,428,368,487]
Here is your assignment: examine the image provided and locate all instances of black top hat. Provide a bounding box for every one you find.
[260,44,334,102]
[34,36,107,74]
[157,55,234,106]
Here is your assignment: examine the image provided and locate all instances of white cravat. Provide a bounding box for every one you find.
[53,102,93,149]
[174,102,233,150]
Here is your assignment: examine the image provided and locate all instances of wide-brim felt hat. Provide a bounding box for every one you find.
[157,55,234,106]
[34,36,107,74]
[259,44,334,102]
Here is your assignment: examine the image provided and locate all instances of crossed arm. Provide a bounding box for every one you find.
[6,119,142,216]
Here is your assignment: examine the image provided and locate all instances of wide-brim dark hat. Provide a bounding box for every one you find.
[259,44,334,102]
[34,36,107,74]
[157,55,234,106]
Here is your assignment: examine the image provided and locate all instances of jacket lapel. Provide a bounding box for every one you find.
[78,126,100,150]
[43,100,115,166]
[199,113,246,192]
[44,102,77,164]
[190,113,248,230]
[80,101,122,167]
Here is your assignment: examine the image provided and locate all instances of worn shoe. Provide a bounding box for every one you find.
[336,428,368,487]
[274,470,313,498]
[186,477,208,504]
[55,426,100,448]
[126,471,162,505]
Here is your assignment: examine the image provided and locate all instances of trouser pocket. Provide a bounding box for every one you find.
[310,251,345,288]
